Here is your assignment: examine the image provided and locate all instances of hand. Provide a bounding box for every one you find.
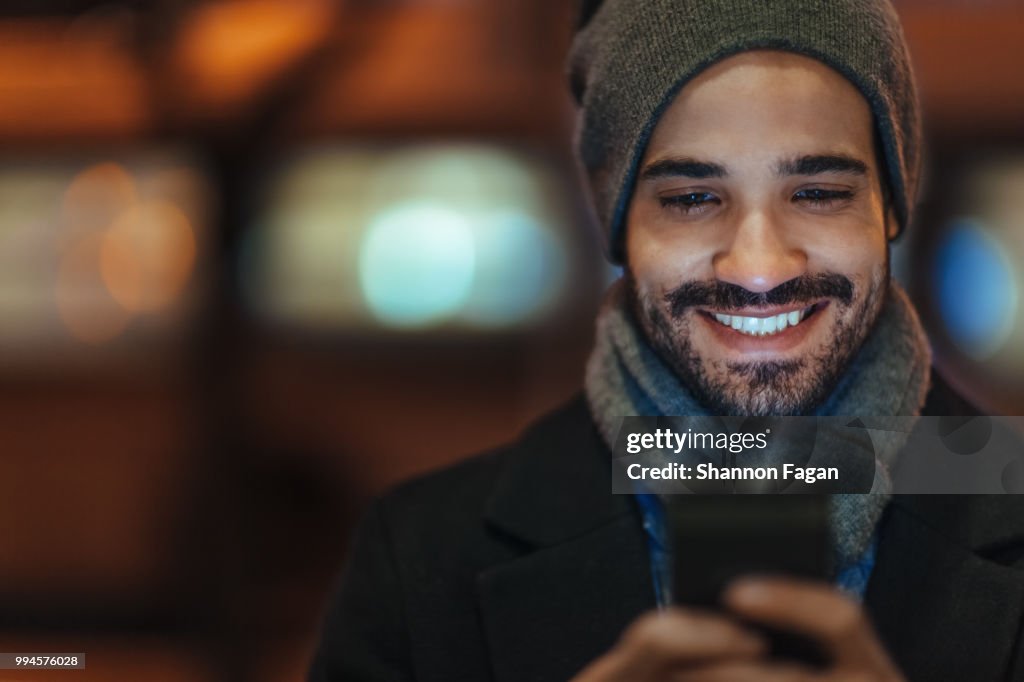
[717,576,906,681]
[571,577,906,682]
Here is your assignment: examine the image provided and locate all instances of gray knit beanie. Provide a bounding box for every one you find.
[569,0,921,264]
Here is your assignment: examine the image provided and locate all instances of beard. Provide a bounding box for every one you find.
[627,267,889,416]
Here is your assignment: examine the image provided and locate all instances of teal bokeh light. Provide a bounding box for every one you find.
[359,202,476,328]
[253,144,572,331]
[460,209,566,327]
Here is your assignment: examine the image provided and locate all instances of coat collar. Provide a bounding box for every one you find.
[483,395,634,547]
[476,514,655,681]
[868,495,1024,681]
[478,395,656,681]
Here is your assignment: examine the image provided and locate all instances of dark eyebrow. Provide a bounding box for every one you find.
[776,154,868,177]
[639,158,728,181]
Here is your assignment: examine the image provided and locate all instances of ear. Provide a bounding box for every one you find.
[885,206,900,241]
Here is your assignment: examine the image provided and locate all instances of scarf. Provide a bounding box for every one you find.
[584,278,932,571]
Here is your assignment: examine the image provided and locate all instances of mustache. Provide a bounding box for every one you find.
[665,273,854,319]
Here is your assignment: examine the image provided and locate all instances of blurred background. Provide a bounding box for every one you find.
[0,0,1020,680]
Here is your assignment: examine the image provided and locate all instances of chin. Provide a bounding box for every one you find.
[680,323,862,416]
[709,361,831,416]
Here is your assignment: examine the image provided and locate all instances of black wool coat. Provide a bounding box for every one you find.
[309,372,1024,681]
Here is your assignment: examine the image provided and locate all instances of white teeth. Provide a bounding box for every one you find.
[711,306,813,337]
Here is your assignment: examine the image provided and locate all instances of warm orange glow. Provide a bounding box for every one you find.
[297,3,550,134]
[174,0,336,114]
[900,4,1024,132]
[0,21,150,139]
[100,202,197,313]
[55,233,131,344]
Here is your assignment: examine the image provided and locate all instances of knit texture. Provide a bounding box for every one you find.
[569,0,921,263]
[583,279,932,572]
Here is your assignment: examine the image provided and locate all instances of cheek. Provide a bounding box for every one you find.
[625,213,717,295]
[807,227,887,281]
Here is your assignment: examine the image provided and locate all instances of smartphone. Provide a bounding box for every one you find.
[666,494,831,665]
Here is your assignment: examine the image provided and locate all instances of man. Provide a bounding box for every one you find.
[310,1,1024,680]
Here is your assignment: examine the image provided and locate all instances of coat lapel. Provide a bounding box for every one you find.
[476,397,656,682]
[867,496,1024,681]
[477,514,654,682]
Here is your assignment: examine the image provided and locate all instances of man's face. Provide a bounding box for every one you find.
[626,50,895,416]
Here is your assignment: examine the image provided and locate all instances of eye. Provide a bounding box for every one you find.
[659,191,720,214]
[792,187,855,208]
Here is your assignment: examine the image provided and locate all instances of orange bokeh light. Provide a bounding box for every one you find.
[55,232,131,345]
[174,0,335,114]
[100,202,197,314]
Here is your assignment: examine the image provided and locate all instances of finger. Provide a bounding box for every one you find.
[669,660,818,682]
[612,608,767,676]
[723,577,893,670]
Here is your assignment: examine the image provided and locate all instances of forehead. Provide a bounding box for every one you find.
[644,50,876,167]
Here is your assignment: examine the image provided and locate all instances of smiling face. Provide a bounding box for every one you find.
[625,50,895,416]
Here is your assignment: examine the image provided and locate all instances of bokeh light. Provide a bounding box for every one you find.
[100,201,197,313]
[62,162,137,236]
[246,143,572,332]
[0,157,206,349]
[934,219,1019,361]
[460,208,566,328]
[173,0,334,116]
[358,202,476,328]
[56,232,132,345]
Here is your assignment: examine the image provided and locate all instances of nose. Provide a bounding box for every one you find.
[712,207,806,293]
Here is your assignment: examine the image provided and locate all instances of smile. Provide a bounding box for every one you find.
[708,304,818,337]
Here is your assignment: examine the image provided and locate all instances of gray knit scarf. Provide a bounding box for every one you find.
[584,278,932,570]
